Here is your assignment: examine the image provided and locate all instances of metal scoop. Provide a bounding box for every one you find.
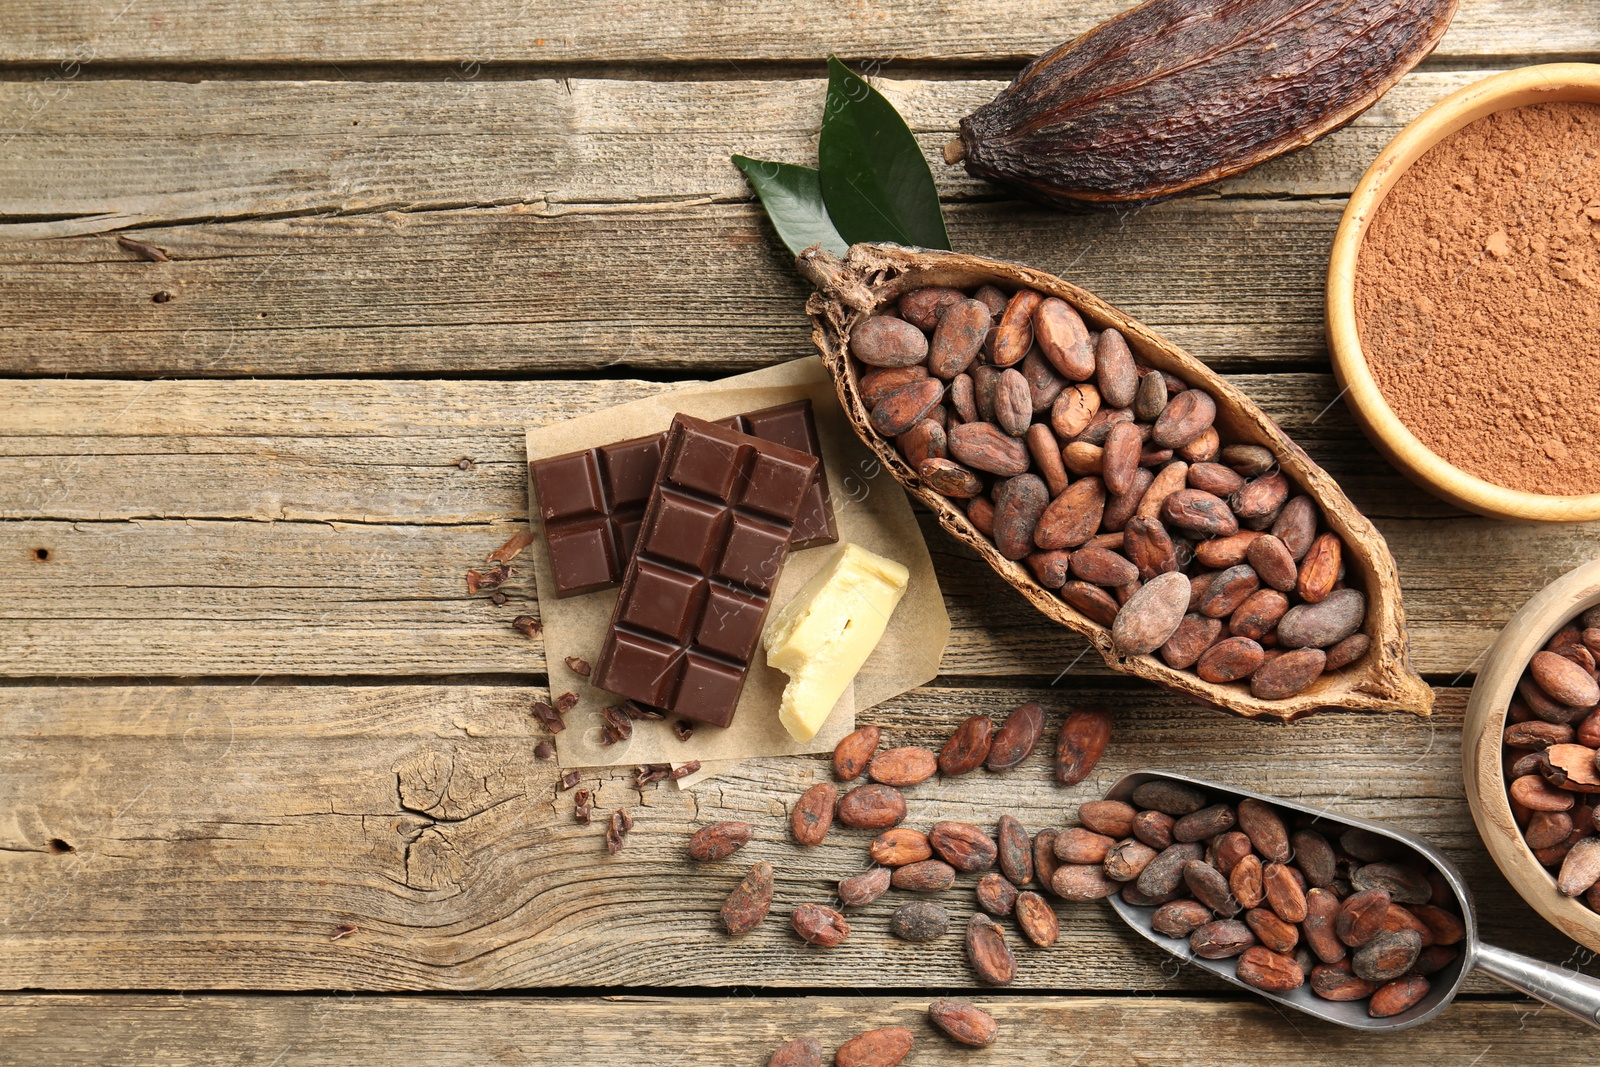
[1106,770,1600,1031]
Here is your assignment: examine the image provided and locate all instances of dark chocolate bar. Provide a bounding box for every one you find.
[590,413,820,728]
[530,400,834,598]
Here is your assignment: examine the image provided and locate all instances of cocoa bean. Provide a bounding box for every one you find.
[1278,589,1366,650]
[1191,919,1257,959]
[1263,861,1308,922]
[1228,589,1289,642]
[1532,650,1600,708]
[972,365,1000,422]
[1340,826,1401,863]
[1192,530,1261,570]
[838,866,893,908]
[950,373,978,423]
[721,862,775,936]
[1152,387,1216,448]
[1380,903,1435,946]
[1034,297,1095,380]
[1352,929,1421,982]
[1311,961,1377,1001]
[1219,444,1274,476]
[949,422,1031,476]
[1197,564,1260,619]
[1052,862,1121,901]
[1270,494,1318,560]
[870,827,932,867]
[851,315,929,368]
[997,814,1034,886]
[837,784,907,829]
[1151,899,1215,938]
[1291,830,1338,888]
[1245,907,1300,954]
[1302,887,1346,963]
[1196,636,1265,684]
[1558,837,1600,896]
[989,289,1042,367]
[919,457,983,498]
[1174,803,1237,843]
[1369,975,1430,1018]
[1236,945,1305,992]
[993,368,1033,436]
[861,365,930,408]
[1034,476,1106,549]
[1325,631,1371,670]
[1350,862,1431,905]
[1183,860,1240,916]
[1132,780,1208,816]
[1055,707,1114,785]
[1022,348,1067,412]
[1016,890,1060,947]
[871,377,945,437]
[930,821,999,872]
[1187,462,1246,498]
[1413,944,1459,976]
[939,714,994,777]
[897,418,947,468]
[1095,328,1139,407]
[1409,904,1465,946]
[891,900,949,942]
[976,871,1018,916]
[1102,467,1154,531]
[987,701,1046,770]
[688,821,753,862]
[766,1037,823,1067]
[1054,827,1116,864]
[1296,532,1342,603]
[1231,471,1290,528]
[966,914,1018,985]
[1101,420,1144,495]
[892,859,957,892]
[1137,842,1205,897]
[1134,368,1169,421]
[1079,799,1136,838]
[928,1001,998,1048]
[1233,799,1290,864]
[869,746,939,788]
[1132,811,1176,851]
[834,725,881,781]
[928,298,992,379]
[1524,809,1574,849]
[791,783,837,846]
[1105,839,1158,881]
[973,284,1010,318]
[1154,613,1219,670]
[1027,423,1070,496]
[1161,489,1239,538]
[1111,571,1190,654]
[968,496,996,537]
[1250,647,1326,699]
[1212,831,1253,874]
[1179,426,1220,463]
[1135,459,1192,522]
[898,286,965,330]
[1230,853,1265,910]
[1246,534,1298,593]
[1123,516,1178,580]
[1511,773,1576,812]
[1336,887,1392,948]
[834,1027,911,1067]
[993,474,1049,559]
[1033,829,1063,894]
[1051,383,1101,439]
[1061,580,1120,626]
[1519,674,1590,724]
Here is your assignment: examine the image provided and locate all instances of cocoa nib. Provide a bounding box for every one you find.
[487,531,535,564]
[564,655,593,677]
[574,788,593,823]
[554,691,579,712]
[606,808,633,854]
[511,615,542,639]
[559,770,581,791]
[465,562,511,594]
[672,719,694,742]
[668,761,701,780]
[530,700,565,733]
[636,764,672,786]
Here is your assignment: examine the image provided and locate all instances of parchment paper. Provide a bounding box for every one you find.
[525,357,949,778]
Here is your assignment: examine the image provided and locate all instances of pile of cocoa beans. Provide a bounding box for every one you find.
[765,1001,997,1066]
[1502,606,1600,909]
[692,704,1113,990]
[1079,779,1463,1018]
[851,284,1369,700]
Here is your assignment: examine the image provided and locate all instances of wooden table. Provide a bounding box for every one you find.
[4,3,1599,1061]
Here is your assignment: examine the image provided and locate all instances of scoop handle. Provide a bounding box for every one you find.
[1476,941,1600,1029]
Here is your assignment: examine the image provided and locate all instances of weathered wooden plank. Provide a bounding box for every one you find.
[0,993,1588,1064]
[0,72,1482,226]
[0,683,1589,992]
[1,199,1343,376]
[0,0,1586,63]
[3,375,1593,679]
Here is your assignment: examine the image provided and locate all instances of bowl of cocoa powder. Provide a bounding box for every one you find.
[1328,64,1600,522]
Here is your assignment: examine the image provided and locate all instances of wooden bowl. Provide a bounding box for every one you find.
[1326,63,1600,522]
[801,242,1433,722]
[1463,557,1600,953]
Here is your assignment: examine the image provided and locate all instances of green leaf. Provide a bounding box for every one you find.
[817,56,950,250]
[732,155,849,259]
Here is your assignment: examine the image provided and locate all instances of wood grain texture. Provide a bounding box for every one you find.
[0,0,1587,63]
[1,682,1593,992]
[4,376,1596,679]
[0,993,1590,1064]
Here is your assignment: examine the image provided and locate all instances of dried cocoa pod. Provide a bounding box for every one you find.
[1297,532,1342,603]
[1052,862,1121,901]
[1035,476,1106,549]
[929,298,993,379]
[966,914,1018,985]
[1173,803,1236,843]
[889,900,949,943]
[987,701,1046,770]
[1278,589,1366,650]
[1134,368,1169,422]
[1016,890,1060,947]
[869,746,939,787]
[836,784,907,829]
[1052,383,1101,438]
[766,1037,823,1067]
[1191,919,1257,959]
[851,315,928,367]
[1055,707,1114,785]
[919,457,984,499]
[976,871,1019,916]
[930,821,1000,872]
[948,0,1458,206]
[1061,580,1120,626]
[838,866,893,908]
[989,289,1043,367]
[1162,489,1239,538]
[834,1027,911,1067]
[899,286,965,329]
[1132,779,1207,816]
[1230,853,1265,910]
[1152,902,1218,944]
[1105,839,1159,882]
[1235,799,1290,863]
[1055,827,1117,864]
[1095,328,1139,408]
[722,862,775,936]
[688,821,753,862]
[1111,571,1190,654]
[893,859,958,893]
[1035,297,1095,380]
[1183,860,1240,917]
[1251,647,1326,699]
[949,422,1031,477]
[1080,800,1136,838]
[997,814,1035,886]
[1352,929,1422,982]
[791,783,837,847]
[871,828,933,867]
[928,1001,999,1049]
[940,714,995,777]
[1237,945,1305,992]
[834,725,881,781]
[993,474,1050,559]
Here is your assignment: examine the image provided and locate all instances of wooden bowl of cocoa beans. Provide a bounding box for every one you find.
[1464,556,1600,953]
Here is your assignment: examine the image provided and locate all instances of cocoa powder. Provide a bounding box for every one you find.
[1355,101,1600,496]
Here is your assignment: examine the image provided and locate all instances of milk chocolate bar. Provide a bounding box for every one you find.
[590,413,820,728]
[531,400,835,598]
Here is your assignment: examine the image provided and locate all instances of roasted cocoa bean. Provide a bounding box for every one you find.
[1055,827,1116,864]
[1311,961,1377,1002]
[976,870,1019,916]
[898,418,948,469]
[1352,929,1422,982]
[869,746,939,787]
[1533,650,1600,708]
[1101,420,1144,495]
[1350,862,1431,905]
[1184,859,1240,916]
[1052,383,1102,439]
[919,456,984,498]
[1231,471,1290,528]
[928,298,992,379]
[1234,799,1290,864]
[1111,571,1190,654]
[1191,919,1257,959]
[1278,589,1366,650]
[1230,853,1265,910]
[1250,647,1326,699]
[836,784,907,829]
[1022,347,1067,411]
[1193,530,1261,569]
[993,369,1034,436]
[1095,327,1139,407]
[988,701,1046,770]
[838,866,893,908]
[949,422,1031,476]
[1061,580,1120,626]
[1134,368,1169,421]
[1291,829,1337,887]
[1245,534,1298,593]
[1263,861,1308,922]
[966,914,1018,985]
[899,286,965,329]
[1152,388,1216,448]
[834,1027,911,1067]
[1133,780,1208,816]
[891,900,950,943]
[1033,829,1063,894]
[1188,462,1246,498]
[1336,887,1392,948]
[1245,907,1300,954]
[1296,532,1342,603]
[1237,945,1305,992]
[871,377,945,437]
[688,821,753,862]
[1035,476,1106,549]
[993,474,1050,559]
[1101,466,1154,532]
[1196,636,1265,684]
[1137,842,1205,898]
[766,1037,823,1067]
[1197,564,1260,619]
[1052,862,1122,901]
[852,315,930,368]
[1229,589,1289,642]
[861,365,930,408]
[892,859,958,893]
[834,725,881,782]
[1157,613,1222,669]
[940,714,995,777]
[790,783,837,847]
[930,821,1000,872]
[1027,423,1070,496]
[1079,799,1137,838]
[1152,899,1215,938]
[722,862,775,936]
[1558,837,1600,896]
[871,828,933,867]
[1162,489,1239,538]
[949,372,978,424]
[1179,426,1220,463]
[1016,890,1060,947]
[997,814,1034,886]
[1369,975,1430,1018]
[1212,831,1254,874]
[1174,803,1237,843]
[1034,297,1095,380]
[989,289,1042,368]
[1105,839,1158,882]
[1055,707,1113,785]
[1123,516,1178,580]
[928,1000,998,1048]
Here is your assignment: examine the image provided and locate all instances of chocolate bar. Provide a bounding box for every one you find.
[530,400,835,598]
[591,413,820,728]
